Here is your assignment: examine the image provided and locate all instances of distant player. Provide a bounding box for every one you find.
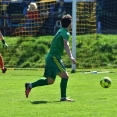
[25,14,76,101]
[0,31,8,73]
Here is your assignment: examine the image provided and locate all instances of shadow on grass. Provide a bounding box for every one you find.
[30,101,60,104]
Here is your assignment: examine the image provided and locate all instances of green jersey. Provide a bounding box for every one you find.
[48,28,70,59]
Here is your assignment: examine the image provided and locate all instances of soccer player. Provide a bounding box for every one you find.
[25,14,76,101]
[0,31,8,73]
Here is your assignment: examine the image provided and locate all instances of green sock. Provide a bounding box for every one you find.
[31,78,48,88]
[60,78,68,98]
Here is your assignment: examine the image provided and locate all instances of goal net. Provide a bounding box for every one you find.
[75,0,117,71]
[0,0,117,70]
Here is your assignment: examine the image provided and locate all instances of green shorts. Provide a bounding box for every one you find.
[44,55,66,79]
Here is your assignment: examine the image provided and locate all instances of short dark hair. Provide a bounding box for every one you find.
[61,14,72,28]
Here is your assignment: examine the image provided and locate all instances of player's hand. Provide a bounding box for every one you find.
[70,57,76,64]
[3,43,8,48]
[2,40,8,48]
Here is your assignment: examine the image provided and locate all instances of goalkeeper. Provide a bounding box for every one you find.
[25,14,76,101]
[0,31,8,73]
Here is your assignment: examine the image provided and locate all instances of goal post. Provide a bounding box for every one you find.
[71,0,76,73]
[71,0,96,72]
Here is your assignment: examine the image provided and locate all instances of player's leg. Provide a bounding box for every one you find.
[56,61,74,102]
[58,72,74,102]
[0,54,4,70]
[58,71,68,99]
[25,76,55,98]
[0,54,7,73]
[45,56,74,101]
[25,57,56,98]
[25,78,48,98]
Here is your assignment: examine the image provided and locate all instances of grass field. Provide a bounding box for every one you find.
[0,69,117,117]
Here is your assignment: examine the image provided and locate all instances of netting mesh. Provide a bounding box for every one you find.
[99,0,117,34]
[0,0,117,35]
[0,0,117,69]
[77,1,96,34]
[12,0,57,36]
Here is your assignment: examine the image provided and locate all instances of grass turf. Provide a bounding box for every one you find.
[0,69,117,117]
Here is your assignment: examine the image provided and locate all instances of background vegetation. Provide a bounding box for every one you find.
[1,34,117,68]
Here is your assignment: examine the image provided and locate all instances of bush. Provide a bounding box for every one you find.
[3,35,117,68]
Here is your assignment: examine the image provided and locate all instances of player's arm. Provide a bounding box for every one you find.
[0,31,8,48]
[63,39,76,64]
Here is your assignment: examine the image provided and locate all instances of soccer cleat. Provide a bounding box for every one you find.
[2,68,7,73]
[25,83,31,98]
[60,97,75,102]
